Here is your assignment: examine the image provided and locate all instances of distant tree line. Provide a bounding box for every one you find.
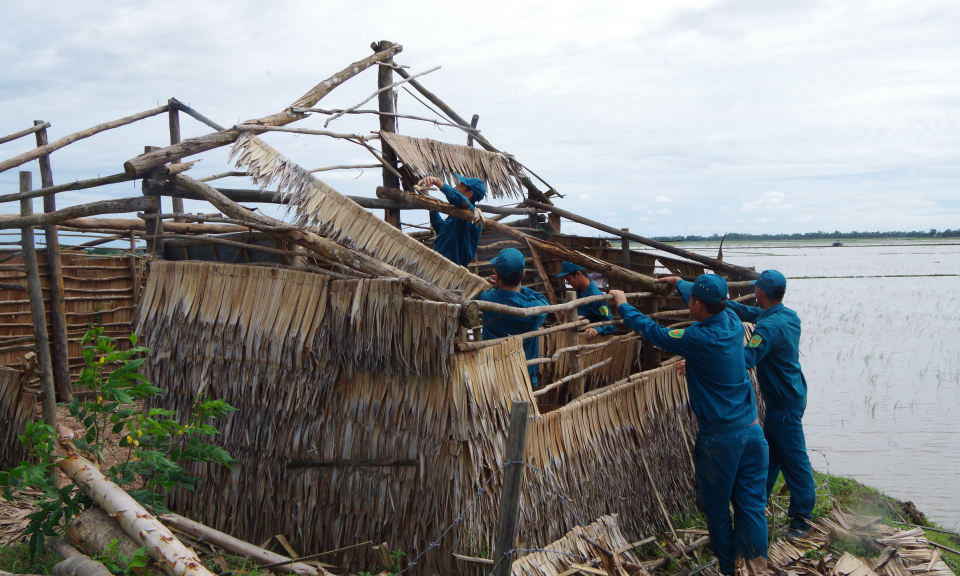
[650,229,960,242]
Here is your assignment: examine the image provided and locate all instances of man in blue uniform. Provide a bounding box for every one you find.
[477,248,550,386]
[727,270,815,538]
[418,174,486,267]
[555,262,615,340]
[610,275,768,576]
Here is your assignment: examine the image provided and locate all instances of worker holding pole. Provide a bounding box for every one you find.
[610,275,768,576]
[418,174,486,267]
[727,270,815,539]
[555,262,615,340]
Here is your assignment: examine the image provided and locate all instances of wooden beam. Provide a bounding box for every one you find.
[377,186,669,295]
[523,199,760,280]
[141,146,164,257]
[19,172,57,428]
[0,122,50,146]
[0,172,134,204]
[534,358,612,397]
[167,102,185,222]
[491,401,530,576]
[565,290,586,399]
[34,121,73,403]
[0,106,168,175]
[168,98,225,132]
[0,197,156,230]
[54,217,244,235]
[375,40,402,230]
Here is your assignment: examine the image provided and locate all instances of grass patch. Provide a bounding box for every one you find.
[0,542,61,575]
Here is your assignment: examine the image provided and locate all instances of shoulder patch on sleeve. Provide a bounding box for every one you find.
[598,305,610,317]
[749,335,763,348]
[668,329,685,339]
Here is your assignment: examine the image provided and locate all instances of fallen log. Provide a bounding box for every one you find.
[170,175,480,326]
[48,536,114,576]
[54,440,216,576]
[0,198,157,230]
[66,508,152,571]
[123,44,403,177]
[377,186,669,295]
[158,513,319,576]
[0,107,168,175]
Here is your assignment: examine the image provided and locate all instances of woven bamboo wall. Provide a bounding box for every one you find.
[0,250,138,373]
[136,261,703,576]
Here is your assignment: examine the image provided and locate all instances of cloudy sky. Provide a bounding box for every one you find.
[1,0,958,239]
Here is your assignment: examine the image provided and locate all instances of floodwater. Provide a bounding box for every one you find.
[637,239,960,528]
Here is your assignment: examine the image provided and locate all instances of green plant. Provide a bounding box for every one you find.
[0,327,237,558]
[93,539,151,576]
[387,549,406,575]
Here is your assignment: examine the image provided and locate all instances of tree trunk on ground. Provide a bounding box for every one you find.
[66,508,150,567]
[48,536,114,576]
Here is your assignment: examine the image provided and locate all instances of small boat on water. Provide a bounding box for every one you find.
[832,241,844,247]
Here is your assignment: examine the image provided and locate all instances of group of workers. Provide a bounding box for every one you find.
[420,174,815,575]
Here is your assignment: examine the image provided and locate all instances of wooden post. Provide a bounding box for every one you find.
[565,290,586,399]
[128,231,139,303]
[467,114,479,147]
[375,40,402,230]
[167,101,185,222]
[641,296,659,370]
[621,227,631,293]
[491,401,530,576]
[141,146,164,258]
[34,121,73,403]
[19,172,57,427]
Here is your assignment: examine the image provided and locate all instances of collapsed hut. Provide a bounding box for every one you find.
[0,41,766,576]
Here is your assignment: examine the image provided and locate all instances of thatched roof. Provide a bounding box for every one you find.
[381,132,525,199]
[511,514,641,576]
[228,133,490,297]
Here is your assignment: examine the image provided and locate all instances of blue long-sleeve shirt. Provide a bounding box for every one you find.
[575,281,615,335]
[478,287,550,386]
[727,301,808,411]
[429,184,482,267]
[617,279,757,434]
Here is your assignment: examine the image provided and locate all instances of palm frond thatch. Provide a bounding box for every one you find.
[380,132,525,199]
[511,514,640,576]
[227,133,490,298]
[0,367,35,468]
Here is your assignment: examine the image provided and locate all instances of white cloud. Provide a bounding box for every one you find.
[631,204,648,211]
[741,191,797,213]
[655,208,672,214]
[654,196,671,203]
[579,194,592,202]
[717,206,730,212]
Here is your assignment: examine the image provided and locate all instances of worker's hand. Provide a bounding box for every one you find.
[609,290,627,308]
[656,276,681,294]
[487,274,500,288]
[417,176,444,188]
[583,328,599,340]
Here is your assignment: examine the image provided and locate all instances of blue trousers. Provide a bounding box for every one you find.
[764,407,816,530]
[695,423,769,575]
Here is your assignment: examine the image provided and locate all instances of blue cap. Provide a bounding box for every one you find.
[455,174,486,202]
[555,261,586,277]
[750,270,786,297]
[490,248,525,281]
[691,274,728,305]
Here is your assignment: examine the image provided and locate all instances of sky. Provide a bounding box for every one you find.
[1,0,958,240]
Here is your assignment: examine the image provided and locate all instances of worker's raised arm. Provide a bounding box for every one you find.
[610,290,691,358]
[429,211,445,233]
[439,183,474,210]
[727,300,762,323]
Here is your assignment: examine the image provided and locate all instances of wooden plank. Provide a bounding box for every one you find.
[491,401,530,576]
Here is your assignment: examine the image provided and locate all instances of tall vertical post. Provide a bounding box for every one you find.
[565,290,586,399]
[621,227,631,292]
[34,121,73,403]
[491,401,530,576]
[142,146,164,258]
[20,172,57,427]
[128,231,139,303]
[375,40,402,230]
[466,114,480,147]
[167,101,185,222]
[641,294,660,370]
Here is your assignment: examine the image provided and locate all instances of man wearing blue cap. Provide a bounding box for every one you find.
[727,270,815,539]
[610,276,768,576]
[556,262,615,340]
[418,175,486,267]
[477,248,551,386]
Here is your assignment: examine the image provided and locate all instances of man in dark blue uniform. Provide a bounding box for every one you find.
[555,262,615,340]
[477,248,550,386]
[418,174,486,267]
[611,275,768,576]
[727,269,815,538]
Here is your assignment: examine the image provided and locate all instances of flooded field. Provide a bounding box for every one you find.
[638,239,960,528]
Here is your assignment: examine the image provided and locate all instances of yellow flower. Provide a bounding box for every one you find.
[97,396,103,404]
[133,440,139,446]
[137,430,143,437]
[99,357,105,364]
[177,430,184,435]
[125,435,133,444]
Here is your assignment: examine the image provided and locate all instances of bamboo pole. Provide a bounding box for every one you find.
[491,401,530,576]
[0,173,135,205]
[167,102,185,222]
[34,121,73,403]
[123,45,404,177]
[0,122,50,146]
[52,217,244,235]
[467,114,480,147]
[0,106,168,175]
[523,199,760,280]
[377,186,669,294]
[565,290,586,399]
[0,197,158,230]
[376,40,402,230]
[168,98,225,132]
[475,291,654,317]
[233,125,380,140]
[19,172,56,428]
[533,358,612,397]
